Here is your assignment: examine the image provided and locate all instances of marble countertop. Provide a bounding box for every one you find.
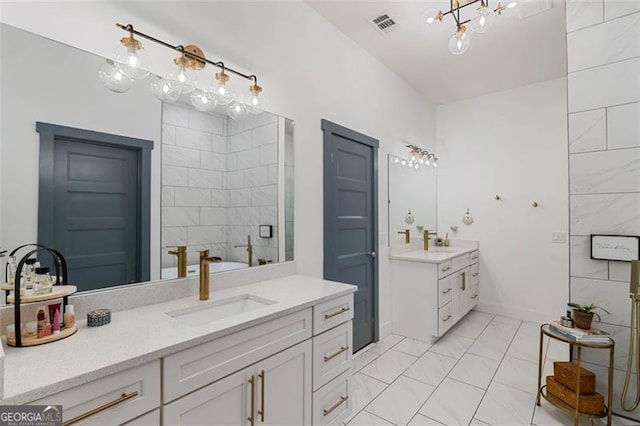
[389,246,476,264]
[0,275,356,404]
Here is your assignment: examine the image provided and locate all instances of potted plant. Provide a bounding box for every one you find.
[568,302,610,330]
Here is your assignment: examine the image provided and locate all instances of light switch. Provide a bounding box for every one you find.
[552,232,566,243]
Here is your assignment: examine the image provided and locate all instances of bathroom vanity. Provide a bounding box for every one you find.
[390,242,479,343]
[0,275,356,425]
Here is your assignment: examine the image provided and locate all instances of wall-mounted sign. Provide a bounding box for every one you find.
[591,234,640,262]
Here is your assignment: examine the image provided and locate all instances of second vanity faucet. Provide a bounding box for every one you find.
[398,229,410,244]
[423,230,436,251]
[168,245,187,278]
[198,249,222,300]
[234,235,254,267]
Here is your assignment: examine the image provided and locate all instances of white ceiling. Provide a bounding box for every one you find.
[306,0,567,104]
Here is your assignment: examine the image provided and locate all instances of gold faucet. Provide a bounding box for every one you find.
[198,249,222,300]
[168,245,187,278]
[398,229,410,244]
[423,230,437,251]
[234,235,254,267]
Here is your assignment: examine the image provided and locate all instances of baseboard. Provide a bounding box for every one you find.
[475,301,555,324]
[379,320,392,341]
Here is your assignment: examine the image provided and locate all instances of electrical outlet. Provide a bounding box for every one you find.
[552,232,566,243]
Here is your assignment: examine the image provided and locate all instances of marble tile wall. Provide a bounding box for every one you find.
[226,113,279,265]
[566,1,640,421]
[161,104,227,268]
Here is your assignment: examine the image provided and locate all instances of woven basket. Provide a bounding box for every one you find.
[553,361,596,395]
[546,376,604,415]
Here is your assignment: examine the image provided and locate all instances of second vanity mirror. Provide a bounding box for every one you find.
[0,23,294,295]
[387,154,437,247]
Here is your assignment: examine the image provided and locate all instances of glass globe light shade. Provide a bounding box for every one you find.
[394,157,400,163]
[244,87,266,115]
[226,100,248,120]
[470,5,497,33]
[191,89,218,112]
[400,159,407,166]
[114,41,151,80]
[216,82,235,105]
[98,60,134,93]
[151,77,181,102]
[174,64,196,95]
[422,8,441,26]
[449,29,472,55]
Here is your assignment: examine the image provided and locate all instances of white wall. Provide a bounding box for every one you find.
[0,1,436,337]
[0,24,162,280]
[566,0,640,419]
[436,78,569,323]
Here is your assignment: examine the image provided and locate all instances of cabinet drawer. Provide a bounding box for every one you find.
[123,409,160,425]
[32,360,160,426]
[313,321,352,390]
[438,260,453,278]
[469,250,479,265]
[438,303,454,336]
[471,263,479,286]
[313,369,352,426]
[470,284,479,305]
[438,277,452,308]
[163,308,312,403]
[451,254,470,273]
[313,294,354,335]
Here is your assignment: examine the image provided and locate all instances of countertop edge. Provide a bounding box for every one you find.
[389,246,476,263]
[1,279,356,405]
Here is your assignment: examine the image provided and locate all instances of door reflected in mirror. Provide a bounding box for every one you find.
[387,154,437,247]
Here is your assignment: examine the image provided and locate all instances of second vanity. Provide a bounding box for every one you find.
[0,274,357,425]
[390,241,479,343]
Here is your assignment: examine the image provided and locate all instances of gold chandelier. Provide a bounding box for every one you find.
[98,23,265,119]
[425,0,518,55]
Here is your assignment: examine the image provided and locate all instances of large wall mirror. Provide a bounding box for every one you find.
[0,23,294,296]
[387,154,437,247]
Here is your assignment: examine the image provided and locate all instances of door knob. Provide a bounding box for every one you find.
[368,251,376,258]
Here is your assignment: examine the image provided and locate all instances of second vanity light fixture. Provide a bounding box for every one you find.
[390,144,439,170]
[98,23,265,119]
[424,0,518,55]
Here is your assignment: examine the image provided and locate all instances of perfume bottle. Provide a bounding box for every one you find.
[33,266,53,295]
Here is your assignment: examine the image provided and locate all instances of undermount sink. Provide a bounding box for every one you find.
[166,294,276,323]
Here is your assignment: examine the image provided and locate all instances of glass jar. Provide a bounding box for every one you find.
[23,258,37,289]
[33,266,53,295]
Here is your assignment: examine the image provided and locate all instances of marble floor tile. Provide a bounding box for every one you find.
[475,381,536,426]
[366,376,435,425]
[404,351,458,386]
[447,353,500,390]
[507,321,543,364]
[493,355,539,395]
[344,373,388,423]
[470,418,492,426]
[430,333,475,360]
[360,349,417,384]
[450,316,488,339]
[407,413,445,425]
[346,410,395,426]
[467,310,495,326]
[352,350,378,372]
[368,334,405,355]
[393,337,432,357]
[467,332,513,361]
[419,378,484,426]
[492,315,523,327]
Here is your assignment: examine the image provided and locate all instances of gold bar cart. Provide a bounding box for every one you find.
[536,324,614,426]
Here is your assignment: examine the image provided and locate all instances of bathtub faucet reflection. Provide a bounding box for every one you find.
[234,235,254,267]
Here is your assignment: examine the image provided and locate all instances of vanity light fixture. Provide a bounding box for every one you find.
[99,23,265,119]
[424,0,518,55]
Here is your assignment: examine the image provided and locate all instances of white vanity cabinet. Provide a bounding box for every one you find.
[391,247,479,343]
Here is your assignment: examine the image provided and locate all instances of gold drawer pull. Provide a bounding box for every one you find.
[248,375,256,426]
[324,307,350,320]
[472,272,479,277]
[442,266,451,272]
[324,346,350,363]
[258,370,265,422]
[64,391,138,425]
[323,395,349,416]
[441,288,451,294]
[442,315,452,322]
[471,294,478,299]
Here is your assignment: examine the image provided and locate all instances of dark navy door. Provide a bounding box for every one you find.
[37,123,153,291]
[322,119,378,352]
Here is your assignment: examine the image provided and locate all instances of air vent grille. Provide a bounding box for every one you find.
[370,12,398,34]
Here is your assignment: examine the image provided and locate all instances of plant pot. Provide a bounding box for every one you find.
[573,310,594,330]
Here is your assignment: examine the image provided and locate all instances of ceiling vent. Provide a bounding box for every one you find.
[370,11,398,35]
